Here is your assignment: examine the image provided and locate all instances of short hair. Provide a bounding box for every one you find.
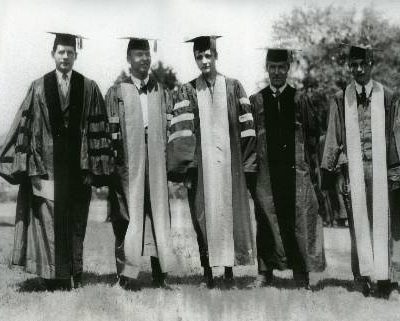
[193,48,218,58]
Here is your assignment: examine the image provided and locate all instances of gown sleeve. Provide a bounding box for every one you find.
[0,83,35,184]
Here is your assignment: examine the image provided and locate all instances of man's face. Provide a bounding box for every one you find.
[127,49,151,79]
[52,45,77,74]
[194,49,217,76]
[267,61,290,88]
[349,58,373,86]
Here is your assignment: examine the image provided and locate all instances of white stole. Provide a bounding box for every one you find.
[120,82,146,278]
[120,81,173,278]
[196,74,234,267]
[344,80,389,280]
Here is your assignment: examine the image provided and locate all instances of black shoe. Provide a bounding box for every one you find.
[293,271,311,290]
[223,276,237,289]
[199,275,215,289]
[44,279,71,291]
[73,273,83,289]
[205,277,215,289]
[152,278,174,290]
[355,276,372,297]
[303,282,312,291]
[43,279,58,292]
[376,280,394,299]
[247,271,273,289]
[224,267,233,279]
[200,266,214,289]
[199,277,215,289]
[223,267,237,289]
[60,279,72,291]
[117,275,141,291]
[294,279,312,290]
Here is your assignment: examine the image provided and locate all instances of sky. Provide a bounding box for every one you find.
[1,0,400,135]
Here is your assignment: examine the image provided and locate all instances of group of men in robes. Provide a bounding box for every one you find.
[1,32,399,299]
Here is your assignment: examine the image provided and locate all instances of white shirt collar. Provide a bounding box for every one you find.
[131,74,150,90]
[56,69,72,82]
[270,83,287,95]
[355,79,373,95]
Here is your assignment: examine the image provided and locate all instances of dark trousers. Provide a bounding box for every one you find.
[112,219,163,278]
[187,169,209,268]
[70,186,91,276]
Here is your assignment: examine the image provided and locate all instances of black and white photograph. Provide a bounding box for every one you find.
[1,0,400,320]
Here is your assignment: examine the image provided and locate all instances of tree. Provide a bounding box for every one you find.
[151,61,180,91]
[113,70,129,85]
[271,6,400,131]
[113,61,180,93]
[272,6,400,96]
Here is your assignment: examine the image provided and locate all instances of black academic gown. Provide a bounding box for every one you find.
[0,70,112,279]
[250,85,326,273]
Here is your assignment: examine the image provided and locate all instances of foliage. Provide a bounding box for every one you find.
[272,6,400,98]
[113,62,180,92]
[151,61,180,91]
[113,70,129,85]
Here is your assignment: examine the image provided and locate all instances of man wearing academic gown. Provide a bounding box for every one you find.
[0,33,112,290]
[248,49,326,290]
[105,38,174,289]
[321,44,400,298]
[167,36,256,288]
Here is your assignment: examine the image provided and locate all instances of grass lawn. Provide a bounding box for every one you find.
[0,198,399,321]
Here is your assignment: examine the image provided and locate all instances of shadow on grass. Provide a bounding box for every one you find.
[16,272,117,293]
[313,278,354,292]
[313,278,398,299]
[17,277,48,292]
[0,222,15,227]
[133,273,356,292]
[16,272,374,296]
[166,273,257,290]
[83,271,117,286]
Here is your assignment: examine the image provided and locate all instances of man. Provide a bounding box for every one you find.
[321,44,400,298]
[0,32,112,290]
[167,36,256,288]
[248,48,326,290]
[105,37,174,290]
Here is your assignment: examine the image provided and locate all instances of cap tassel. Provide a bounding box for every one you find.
[210,37,216,51]
[77,37,83,49]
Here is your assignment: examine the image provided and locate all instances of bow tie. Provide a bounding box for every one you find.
[273,89,281,98]
[139,80,147,94]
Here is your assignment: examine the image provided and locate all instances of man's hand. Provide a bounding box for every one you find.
[31,176,42,191]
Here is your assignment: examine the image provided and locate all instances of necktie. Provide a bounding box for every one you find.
[358,85,368,106]
[274,89,281,112]
[61,74,69,98]
[139,80,147,94]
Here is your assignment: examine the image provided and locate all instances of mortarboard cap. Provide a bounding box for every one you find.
[341,42,376,61]
[48,32,86,50]
[120,37,158,54]
[185,35,221,52]
[260,47,300,63]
